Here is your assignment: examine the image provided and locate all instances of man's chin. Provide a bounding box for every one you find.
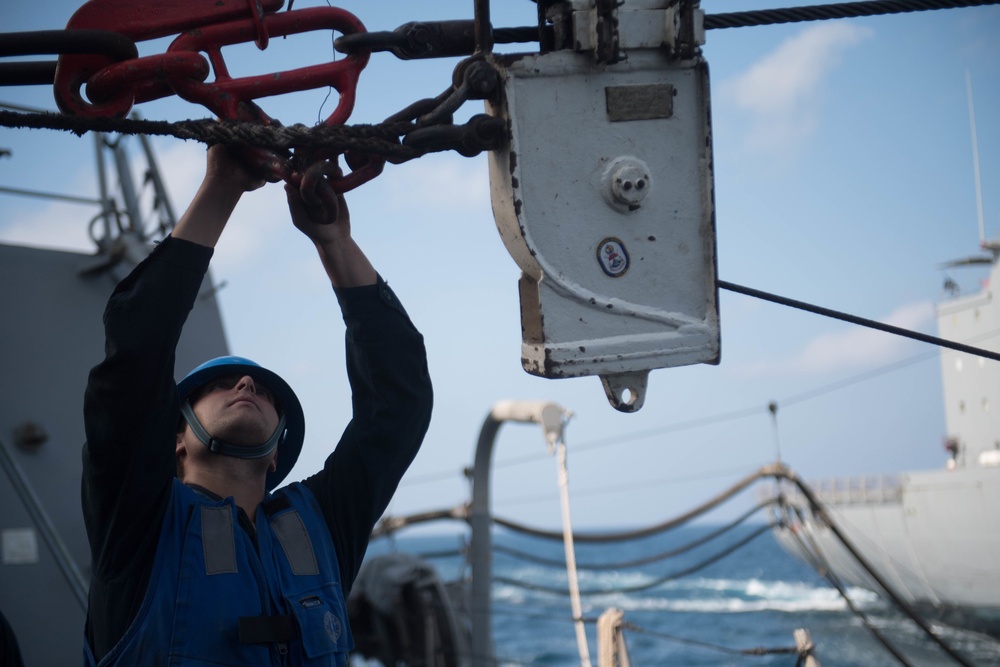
[210,419,275,447]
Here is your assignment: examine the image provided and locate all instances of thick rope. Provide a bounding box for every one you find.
[493,499,774,570]
[0,109,420,156]
[494,522,775,596]
[493,466,772,543]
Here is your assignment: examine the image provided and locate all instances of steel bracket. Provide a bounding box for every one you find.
[570,0,705,63]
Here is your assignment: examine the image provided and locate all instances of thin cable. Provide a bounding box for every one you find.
[720,280,1000,362]
[477,326,1000,479]
[775,468,976,667]
[482,405,764,474]
[618,621,800,658]
[780,502,915,666]
[966,71,986,246]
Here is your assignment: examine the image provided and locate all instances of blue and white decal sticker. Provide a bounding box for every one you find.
[597,238,629,277]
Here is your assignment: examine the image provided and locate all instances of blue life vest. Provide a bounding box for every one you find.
[85,480,353,666]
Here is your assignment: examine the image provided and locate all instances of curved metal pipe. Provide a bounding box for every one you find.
[469,400,570,667]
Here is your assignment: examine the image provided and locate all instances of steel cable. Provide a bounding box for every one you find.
[720,280,1000,363]
[777,501,916,666]
[616,621,802,658]
[704,0,1000,29]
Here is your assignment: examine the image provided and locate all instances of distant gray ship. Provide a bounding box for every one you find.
[770,239,1000,635]
[0,129,230,665]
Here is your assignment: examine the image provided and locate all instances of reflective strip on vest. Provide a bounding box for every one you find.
[272,511,320,576]
[201,506,237,574]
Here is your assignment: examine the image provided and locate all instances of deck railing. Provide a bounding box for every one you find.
[760,473,904,507]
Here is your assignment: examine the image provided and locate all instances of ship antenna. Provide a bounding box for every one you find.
[966,70,986,249]
[768,401,782,463]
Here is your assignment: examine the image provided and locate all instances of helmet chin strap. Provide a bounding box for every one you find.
[180,402,286,460]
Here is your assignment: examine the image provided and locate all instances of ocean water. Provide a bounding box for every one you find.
[363,524,1000,666]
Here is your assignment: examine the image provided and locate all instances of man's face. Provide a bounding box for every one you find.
[188,373,282,447]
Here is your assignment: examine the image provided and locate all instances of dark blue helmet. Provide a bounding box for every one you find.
[178,356,304,491]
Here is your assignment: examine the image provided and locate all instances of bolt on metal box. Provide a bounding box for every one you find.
[486,48,719,412]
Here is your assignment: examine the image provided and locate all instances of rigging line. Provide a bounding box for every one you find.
[0,435,89,610]
[774,475,934,586]
[484,325,1000,476]
[0,183,104,205]
[392,306,1000,505]
[495,463,761,507]
[378,466,765,542]
[618,621,800,658]
[774,474,992,632]
[486,333,989,479]
[720,280,1000,363]
[0,109,420,156]
[781,503,915,667]
[483,601,593,624]
[789,517,914,667]
[493,500,774,570]
[494,523,775,597]
[776,467,976,667]
[492,466,771,543]
[370,506,468,539]
[704,0,1000,30]
[824,500,997,589]
[569,463,765,495]
[483,405,765,473]
[779,343,940,409]
[557,405,763,456]
[411,548,465,560]
[7,5,998,143]
[399,467,465,485]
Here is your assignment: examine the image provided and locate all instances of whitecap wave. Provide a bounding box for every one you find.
[581,578,880,614]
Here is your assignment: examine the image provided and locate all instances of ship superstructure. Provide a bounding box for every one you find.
[771,245,1000,633]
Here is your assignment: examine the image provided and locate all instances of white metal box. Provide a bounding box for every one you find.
[486,48,720,412]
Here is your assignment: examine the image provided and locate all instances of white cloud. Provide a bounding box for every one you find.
[155,140,208,207]
[128,139,290,274]
[0,200,97,253]
[380,153,490,212]
[783,300,935,374]
[1,138,204,254]
[720,22,872,152]
[208,187,292,274]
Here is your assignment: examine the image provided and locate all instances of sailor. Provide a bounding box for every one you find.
[81,145,433,665]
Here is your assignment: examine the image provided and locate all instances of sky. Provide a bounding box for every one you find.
[1,0,999,533]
